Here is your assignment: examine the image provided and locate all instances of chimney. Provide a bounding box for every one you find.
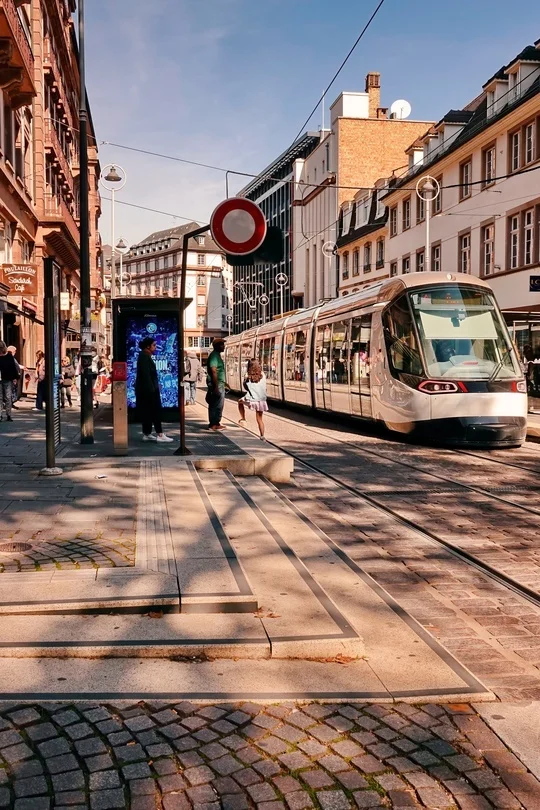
[365,72,381,118]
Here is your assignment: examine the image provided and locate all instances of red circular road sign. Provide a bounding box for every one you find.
[210,198,267,256]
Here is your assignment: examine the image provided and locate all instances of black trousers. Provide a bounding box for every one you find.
[138,393,162,435]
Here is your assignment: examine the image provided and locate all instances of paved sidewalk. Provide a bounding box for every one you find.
[0,699,539,810]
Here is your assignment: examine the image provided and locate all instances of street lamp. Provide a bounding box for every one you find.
[416,176,440,273]
[100,164,127,302]
[275,272,288,317]
[116,237,129,296]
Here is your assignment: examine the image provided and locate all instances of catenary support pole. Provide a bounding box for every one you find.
[78,0,94,443]
[174,224,209,457]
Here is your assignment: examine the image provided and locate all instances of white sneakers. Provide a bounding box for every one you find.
[142,433,157,442]
[156,434,174,443]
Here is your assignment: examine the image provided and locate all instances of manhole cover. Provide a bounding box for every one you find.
[0,542,32,553]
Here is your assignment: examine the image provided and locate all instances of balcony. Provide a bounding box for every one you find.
[0,0,35,104]
[43,191,80,261]
[45,118,74,194]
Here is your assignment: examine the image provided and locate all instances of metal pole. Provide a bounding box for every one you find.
[425,196,431,273]
[111,189,116,297]
[44,261,56,470]
[280,285,284,317]
[78,0,94,443]
[174,224,209,457]
[119,249,123,297]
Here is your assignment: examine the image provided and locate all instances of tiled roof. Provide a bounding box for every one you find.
[132,221,222,253]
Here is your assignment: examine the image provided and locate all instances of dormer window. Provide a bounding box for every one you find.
[197,236,205,246]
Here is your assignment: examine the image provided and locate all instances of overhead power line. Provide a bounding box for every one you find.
[292,0,388,142]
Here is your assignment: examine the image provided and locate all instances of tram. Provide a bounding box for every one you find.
[225,273,527,447]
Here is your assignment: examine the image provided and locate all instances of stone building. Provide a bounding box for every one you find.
[0,0,101,371]
[122,222,233,363]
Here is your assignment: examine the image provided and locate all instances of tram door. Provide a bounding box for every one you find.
[350,314,372,418]
[314,323,331,409]
[330,321,350,413]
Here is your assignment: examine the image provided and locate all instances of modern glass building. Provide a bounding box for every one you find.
[233,133,320,334]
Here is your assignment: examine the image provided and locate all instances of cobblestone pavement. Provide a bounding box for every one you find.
[0,531,135,573]
[0,700,538,810]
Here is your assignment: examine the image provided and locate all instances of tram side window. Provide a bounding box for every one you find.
[350,316,371,384]
[285,332,295,382]
[331,321,349,384]
[315,324,332,383]
[383,298,423,376]
[241,343,252,378]
[270,337,279,382]
[294,330,307,382]
[261,339,272,379]
[227,345,239,383]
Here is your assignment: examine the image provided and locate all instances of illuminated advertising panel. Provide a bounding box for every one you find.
[125,315,179,409]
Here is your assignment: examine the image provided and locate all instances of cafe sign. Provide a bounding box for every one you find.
[1,263,38,296]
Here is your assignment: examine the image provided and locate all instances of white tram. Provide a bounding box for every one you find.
[225,273,527,447]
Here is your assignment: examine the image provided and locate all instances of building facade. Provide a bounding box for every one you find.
[336,181,388,295]
[0,0,101,371]
[233,132,320,334]
[383,40,540,353]
[122,222,232,362]
[293,73,433,309]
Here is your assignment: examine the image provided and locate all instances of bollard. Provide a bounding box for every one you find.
[112,361,128,455]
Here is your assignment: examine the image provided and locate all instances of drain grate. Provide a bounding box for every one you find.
[0,542,32,553]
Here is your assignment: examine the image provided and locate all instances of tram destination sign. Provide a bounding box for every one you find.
[1,263,38,296]
[530,275,540,292]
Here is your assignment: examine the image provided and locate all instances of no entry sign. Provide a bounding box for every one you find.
[210,198,267,256]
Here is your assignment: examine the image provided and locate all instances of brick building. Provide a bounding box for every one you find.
[336,180,388,295]
[293,73,433,308]
[122,222,233,363]
[382,39,540,354]
[0,0,101,372]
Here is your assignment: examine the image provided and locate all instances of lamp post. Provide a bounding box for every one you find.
[416,176,440,273]
[100,164,126,357]
[275,272,288,317]
[116,237,129,296]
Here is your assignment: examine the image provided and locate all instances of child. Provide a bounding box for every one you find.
[238,359,268,440]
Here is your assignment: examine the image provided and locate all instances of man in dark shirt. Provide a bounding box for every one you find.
[0,340,19,421]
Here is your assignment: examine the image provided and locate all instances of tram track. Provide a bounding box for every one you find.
[221,406,540,614]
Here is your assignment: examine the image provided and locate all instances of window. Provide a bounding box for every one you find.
[460,160,472,198]
[459,233,471,274]
[431,243,441,272]
[383,296,423,376]
[511,131,520,172]
[417,195,425,223]
[197,274,205,286]
[294,330,307,383]
[163,275,170,291]
[376,239,384,268]
[342,251,349,279]
[481,223,495,275]
[402,256,410,274]
[363,242,372,272]
[197,294,205,306]
[509,215,520,269]
[483,145,496,187]
[197,236,205,245]
[524,209,534,265]
[284,331,295,381]
[389,206,397,237]
[434,176,443,214]
[331,322,348,384]
[402,198,411,230]
[390,261,398,277]
[416,250,425,273]
[525,123,535,165]
[352,249,359,276]
[197,253,205,265]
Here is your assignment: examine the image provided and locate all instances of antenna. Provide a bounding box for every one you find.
[390,99,412,120]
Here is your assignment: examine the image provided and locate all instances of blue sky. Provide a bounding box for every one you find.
[87,0,540,247]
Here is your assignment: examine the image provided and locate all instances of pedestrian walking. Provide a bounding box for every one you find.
[33,350,46,411]
[183,351,203,406]
[135,337,173,443]
[6,346,21,408]
[60,356,74,408]
[238,359,268,440]
[206,337,226,431]
[0,340,19,421]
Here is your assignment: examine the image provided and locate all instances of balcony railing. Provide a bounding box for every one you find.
[44,191,79,246]
[45,118,74,194]
[0,0,34,93]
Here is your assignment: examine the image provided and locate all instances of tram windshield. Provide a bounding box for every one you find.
[409,285,521,380]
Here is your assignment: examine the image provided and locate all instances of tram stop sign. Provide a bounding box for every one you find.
[211,198,267,256]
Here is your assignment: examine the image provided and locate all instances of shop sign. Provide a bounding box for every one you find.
[1,263,38,296]
[60,291,70,311]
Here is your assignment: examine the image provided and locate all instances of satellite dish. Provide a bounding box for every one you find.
[390,99,412,120]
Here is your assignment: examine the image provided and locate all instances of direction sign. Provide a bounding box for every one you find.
[211,198,267,256]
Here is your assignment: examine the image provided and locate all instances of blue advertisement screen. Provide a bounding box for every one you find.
[126,316,179,409]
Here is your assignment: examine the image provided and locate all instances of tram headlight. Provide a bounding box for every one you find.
[418,380,460,394]
[515,380,527,393]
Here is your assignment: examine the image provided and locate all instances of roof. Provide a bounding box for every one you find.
[239,132,321,198]
[435,109,475,127]
[131,221,222,253]
[483,43,540,88]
